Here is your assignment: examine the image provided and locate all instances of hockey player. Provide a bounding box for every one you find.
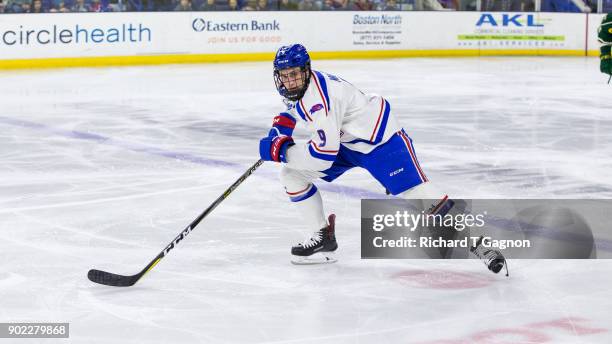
[598,13,612,79]
[259,44,506,274]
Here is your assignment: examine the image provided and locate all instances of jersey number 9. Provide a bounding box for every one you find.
[317,130,326,147]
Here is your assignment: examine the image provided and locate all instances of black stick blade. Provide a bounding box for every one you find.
[88,269,141,287]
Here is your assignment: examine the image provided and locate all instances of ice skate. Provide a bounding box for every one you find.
[291,214,338,265]
[470,236,508,275]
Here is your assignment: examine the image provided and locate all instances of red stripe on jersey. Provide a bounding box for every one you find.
[309,140,338,154]
[369,99,385,142]
[300,99,313,122]
[311,74,328,116]
[286,184,312,196]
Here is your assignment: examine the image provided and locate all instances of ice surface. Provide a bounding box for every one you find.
[0,57,611,343]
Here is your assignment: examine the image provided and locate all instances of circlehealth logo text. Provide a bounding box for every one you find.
[0,23,151,47]
[191,18,280,32]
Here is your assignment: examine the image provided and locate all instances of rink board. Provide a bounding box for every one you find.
[0,11,600,69]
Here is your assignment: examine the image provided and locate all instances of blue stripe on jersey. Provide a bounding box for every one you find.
[313,71,331,111]
[295,101,307,121]
[308,144,337,161]
[345,99,391,145]
[290,184,318,202]
[373,99,391,143]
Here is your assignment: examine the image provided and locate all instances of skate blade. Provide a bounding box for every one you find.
[291,252,337,265]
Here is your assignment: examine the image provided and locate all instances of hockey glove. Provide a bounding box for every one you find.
[259,129,294,163]
[601,46,612,76]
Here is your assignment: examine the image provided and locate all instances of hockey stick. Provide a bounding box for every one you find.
[88,159,265,287]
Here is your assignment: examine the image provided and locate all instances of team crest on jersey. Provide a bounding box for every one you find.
[309,104,324,115]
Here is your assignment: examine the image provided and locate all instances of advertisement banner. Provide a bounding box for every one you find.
[0,12,591,64]
[452,12,586,53]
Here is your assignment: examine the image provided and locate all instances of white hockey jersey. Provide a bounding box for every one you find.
[283,70,401,171]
